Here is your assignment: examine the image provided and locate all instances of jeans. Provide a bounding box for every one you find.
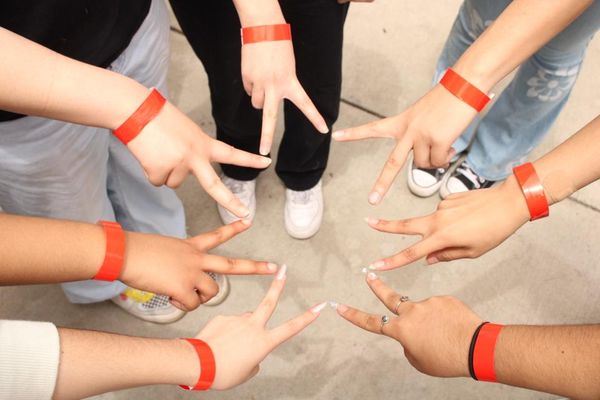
[436,0,600,181]
[170,0,349,191]
[0,0,186,303]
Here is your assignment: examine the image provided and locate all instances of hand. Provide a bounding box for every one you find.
[333,84,477,205]
[241,40,328,155]
[120,220,277,311]
[337,273,483,378]
[127,100,272,217]
[195,265,325,390]
[365,175,531,271]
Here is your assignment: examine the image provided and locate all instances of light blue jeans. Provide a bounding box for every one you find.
[0,0,186,303]
[435,0,600,181]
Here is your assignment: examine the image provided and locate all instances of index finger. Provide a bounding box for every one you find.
[336,304,395,337]
[365,273,412,315]
[252,265,288,324]
[369,140,412,204]
[370,236,442,271]
[209,140,272,170]
[332,115,406,142]
[259,90,280,156]
[189,219,252,251]
[268,306,321,348]
[200,254,278,275]
[287,80,328,134]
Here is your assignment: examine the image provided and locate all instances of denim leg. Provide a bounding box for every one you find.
[466,2,600,180]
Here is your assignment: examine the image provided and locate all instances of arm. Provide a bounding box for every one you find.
[53,271,322,399]
[0,213,276,309]
[337,275,600,400]
[0,27,271,217]
[334,0,594,204]
[365,114,600,270]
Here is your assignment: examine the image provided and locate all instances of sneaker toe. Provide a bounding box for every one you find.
[412,169,438,187]
[445,176,469,194]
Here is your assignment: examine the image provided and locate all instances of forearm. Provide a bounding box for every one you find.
[453,0,593,91]
[231,0,285,26]
[53,329,198,400]
[494,325,600,399]
[0,213,105,285]
[0,27,149,130]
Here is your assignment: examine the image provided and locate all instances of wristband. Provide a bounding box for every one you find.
[241,24,292,45]
[94,221,126,281]
[469,322,504,382]
[513,162,550,221]
[440,68,491,112]
[179,338,216,391]
[113,88,166,145]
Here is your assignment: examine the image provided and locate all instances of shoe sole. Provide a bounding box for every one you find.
[203,275,231,307]
[111,301,187,324]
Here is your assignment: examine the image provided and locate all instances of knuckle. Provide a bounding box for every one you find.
[386,156,402,168]
[401,246,419,262]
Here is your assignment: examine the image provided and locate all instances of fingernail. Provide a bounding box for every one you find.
[427,257,439,265]
[361,267,368,274]
[241,218,252,226]
[239,208,250,218]
[328,301,339,309]
[262,157,272,165]
[367,272,378,281]
[319,124,329,134]
[276,264,287,280]
[259,146,270,156]
[369,260,385,271]
[337,304,348,313]
[267,263,278,272]
[365,217,379,225]
[310,302,327,314]
[368,192,381,205]
[332,130,344,139]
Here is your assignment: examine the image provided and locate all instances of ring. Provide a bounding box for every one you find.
[379,315,390,333]
[393,295,410,314]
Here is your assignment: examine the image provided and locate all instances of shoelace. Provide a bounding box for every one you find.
[456,162,485,189]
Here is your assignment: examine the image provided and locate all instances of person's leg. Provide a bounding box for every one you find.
[275,0,349,191]
[465,1,600,181]
[169,0,264,182]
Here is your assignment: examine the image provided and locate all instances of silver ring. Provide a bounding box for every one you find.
[379,315,390,333]
[393,296,410,314]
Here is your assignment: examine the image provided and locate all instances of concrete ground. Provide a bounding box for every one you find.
[2,1,600,399]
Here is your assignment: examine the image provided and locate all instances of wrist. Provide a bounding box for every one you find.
[502,175,532,225]
[171,339,202,387]
[451,59,498,94]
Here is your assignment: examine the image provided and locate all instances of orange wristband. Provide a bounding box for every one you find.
[179,338,216,391]
[440,68,491,112]
[113,88,166,145]
[241,23,292,45]
[472,323,504,382]
[94,221,125,281]
[513,162,550,221]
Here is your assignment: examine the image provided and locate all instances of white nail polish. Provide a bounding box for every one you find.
[367,272,378,281]
[361,267,368,274]
[310,302,327,314]
[276,264,287,280]
[267,263,278,272]
[368,192,381,205]
[369,261,385,271]
[328,301,339,310]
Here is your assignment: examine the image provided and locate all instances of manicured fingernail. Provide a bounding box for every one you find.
[369,260,385,270]
[332,130,344,139]
[241,218,252,225]
[276,264,287,280]
[319,123,329,134]
[361,267,368,274]
[427,257,439,265]
[367,272,378,281]
[267,263,278,272]
[337,304,348,313]
[365,217,379,225]
[310,302,327,314]
[368,192,381,205]
[328,301,339,309]
[259,145,270,156]
[261,157,272,165]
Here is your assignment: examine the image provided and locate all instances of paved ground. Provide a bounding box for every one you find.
[2,1,600,399]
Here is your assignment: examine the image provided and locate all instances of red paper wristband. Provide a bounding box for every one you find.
[94,221,125,281]
[472,323,504,382]
[180,338,216,391]
[513,162,550,221]
[440,68,491,112]
[113,88,166,145]
[241,23,292,45]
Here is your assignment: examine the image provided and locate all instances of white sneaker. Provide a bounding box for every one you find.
[284,180,323,240]
[217,175,256,224]
[202,272,230,307]
[407,155,457,197]
[111,288,186,324]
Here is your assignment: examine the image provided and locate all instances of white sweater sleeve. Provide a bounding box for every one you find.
[0,320,60,400]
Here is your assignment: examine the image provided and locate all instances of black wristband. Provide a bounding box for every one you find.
[468,322,489,380]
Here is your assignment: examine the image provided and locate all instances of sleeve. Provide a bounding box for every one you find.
[0,320,60,400]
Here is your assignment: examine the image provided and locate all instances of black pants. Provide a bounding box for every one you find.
[170,0,349,191]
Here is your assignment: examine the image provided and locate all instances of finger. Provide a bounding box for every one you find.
[365,216,429,236]
[365,272,412,315]
[259,90,280,155]
[252,265,287,324]
[242,79,253,97]
[145,167,170,187]
[191,161,249,218]
[165,163,190,189]
[268,305,322,347]
[336,304,393,336]
[426,247,472,265]
[248,365,260,379]
[369,141,412,205]
[287,80,328,134]
[251,86,265,110]
[412,140,430,169]
[209,140,272,170]
[332,115,406,142]
[369,236,442,271]
[189,219,252,251]
[200,254,278,275]
[430,142,453,168]
[195,275,219,304]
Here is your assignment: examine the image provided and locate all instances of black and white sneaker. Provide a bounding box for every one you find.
[439,160,496,199]
[407,155,458,197]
